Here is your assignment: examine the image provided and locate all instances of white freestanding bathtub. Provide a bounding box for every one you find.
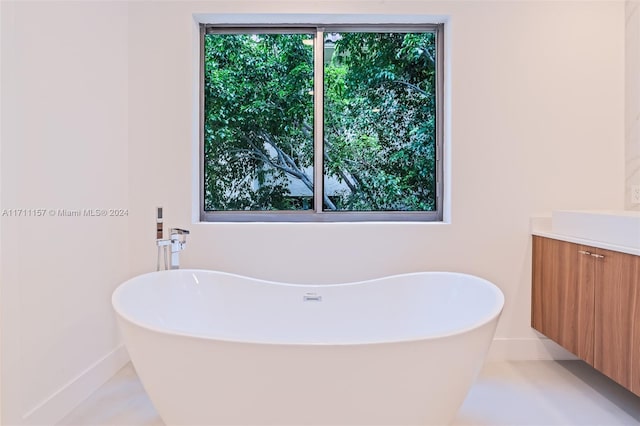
[112,270,504,426]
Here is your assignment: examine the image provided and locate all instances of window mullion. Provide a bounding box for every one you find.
[313,28,325,213]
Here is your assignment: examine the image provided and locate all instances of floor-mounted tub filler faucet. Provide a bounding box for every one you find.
[156,227,190,270]
[156,207,190,270]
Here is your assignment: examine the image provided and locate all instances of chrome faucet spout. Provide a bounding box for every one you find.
[169,227,189,269]
[170,228,190,236]
[156,227,189,271]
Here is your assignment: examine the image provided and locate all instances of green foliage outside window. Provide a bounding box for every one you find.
[203,29,438,214]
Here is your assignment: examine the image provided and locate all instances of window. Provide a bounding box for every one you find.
[200,24,444,222]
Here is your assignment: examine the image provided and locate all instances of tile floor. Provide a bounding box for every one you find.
[58,361,640,426]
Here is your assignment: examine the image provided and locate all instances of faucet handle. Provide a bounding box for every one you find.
[170,228,190,235]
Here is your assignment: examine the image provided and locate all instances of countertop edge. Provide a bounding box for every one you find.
[531,217,640,256]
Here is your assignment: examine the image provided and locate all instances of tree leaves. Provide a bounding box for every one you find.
[204,31,437,212]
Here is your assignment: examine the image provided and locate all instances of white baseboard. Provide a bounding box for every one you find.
[22,345,130,426]
[487,337,579,362]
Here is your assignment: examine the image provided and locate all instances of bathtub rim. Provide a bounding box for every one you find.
[112,269,505,347]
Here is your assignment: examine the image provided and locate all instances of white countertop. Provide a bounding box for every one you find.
[531,217,640,256]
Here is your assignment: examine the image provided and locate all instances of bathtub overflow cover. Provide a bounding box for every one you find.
[303,293,322,302]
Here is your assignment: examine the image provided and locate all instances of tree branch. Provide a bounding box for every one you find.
[242,133,338,210]
[301,122,360,194]
[387,80,430,97]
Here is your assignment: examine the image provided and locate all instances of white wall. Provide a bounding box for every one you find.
[0,0,627,425]
[627,0,640,210]
[128,0,624,355]
[1,2,130,425]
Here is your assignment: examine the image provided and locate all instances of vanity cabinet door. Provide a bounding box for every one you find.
[532,236,595,364]
[593,248,640,392]
[634,264,640,396]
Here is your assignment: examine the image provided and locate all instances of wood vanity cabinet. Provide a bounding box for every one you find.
[532,235,640,396]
